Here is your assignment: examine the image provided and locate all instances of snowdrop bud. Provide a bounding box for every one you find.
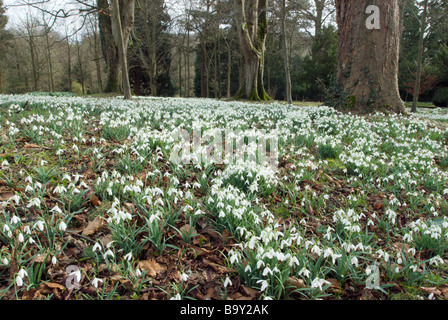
[52,256,57,265]
[18,269,28,279]
[15,276,23,287]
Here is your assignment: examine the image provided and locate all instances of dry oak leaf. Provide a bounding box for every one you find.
[44,282,66,291]
[82,216,104,236]
[242,286,259,298]
[287,276,305,290]
[137,259,166,277]
[0,192,14,201]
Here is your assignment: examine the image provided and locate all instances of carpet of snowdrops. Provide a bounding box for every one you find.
[1,94,448,300]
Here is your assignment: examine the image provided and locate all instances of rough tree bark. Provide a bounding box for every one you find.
[335,0,405,113]
[111,0,133,100]
[98,0,134,98]
[281,0,292,104]
[234,0,271,101]
[98,0,120,93]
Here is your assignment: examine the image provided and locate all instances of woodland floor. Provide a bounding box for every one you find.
[1,94,448,300]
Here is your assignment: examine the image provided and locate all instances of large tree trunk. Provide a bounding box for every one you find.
[335,0,405,113]
[234,0,271,101]
[98,0,120,93]
[281,0,292,104]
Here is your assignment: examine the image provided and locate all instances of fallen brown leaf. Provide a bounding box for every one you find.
[137,259,166,277]
[287,276,305,290]
[0,192,14,201]
[82,216,104,236]
[242,286,259,298]
[44,282,66,291]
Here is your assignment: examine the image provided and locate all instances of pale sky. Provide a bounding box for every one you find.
[3,0,85,30]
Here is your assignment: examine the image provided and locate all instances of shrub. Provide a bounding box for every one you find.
[71,81,84,96]
[432,87,448,108]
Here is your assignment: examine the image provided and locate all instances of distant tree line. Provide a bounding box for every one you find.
[0,0,446,111]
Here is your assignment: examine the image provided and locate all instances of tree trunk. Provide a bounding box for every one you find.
[411,0,429,113]
[111,0,133,100]
[93,21,103,93]
[234,0,271,101]
[67,38,72,93]
[44,28,55,92]
[335,0,405,113]
[226,40,232,99]
[281,0,293,104]
[98,0,120,93]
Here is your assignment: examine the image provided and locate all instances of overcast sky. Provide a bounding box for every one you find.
[3,0,85,30]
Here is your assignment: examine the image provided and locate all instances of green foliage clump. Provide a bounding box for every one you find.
[71,81,84,96]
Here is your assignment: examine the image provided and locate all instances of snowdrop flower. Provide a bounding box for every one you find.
[262,267,273,276]
[135,268,142,277]
[298,268,310,278]
[351,256,359,267]
[257,279,269,292]
[52,256,57,265]
[15,276,23,287]
[2,225,12,237]
[27,197,41,208]
[180,273,189,282]
[18,233,24,243]
[92,242,102,252]
[223,276,232,288]
[53,185,67,194]
[311,277,330,291]
[92,277,103,289]
[10,215,21,224]
[51,204,63,214]
[18,268,28,279]
[58,221,67,231]
[429,255,444,266]
[103,249,114,260]
[124,252,133,261]
[33,220,44,231]
[170,293,182,300]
